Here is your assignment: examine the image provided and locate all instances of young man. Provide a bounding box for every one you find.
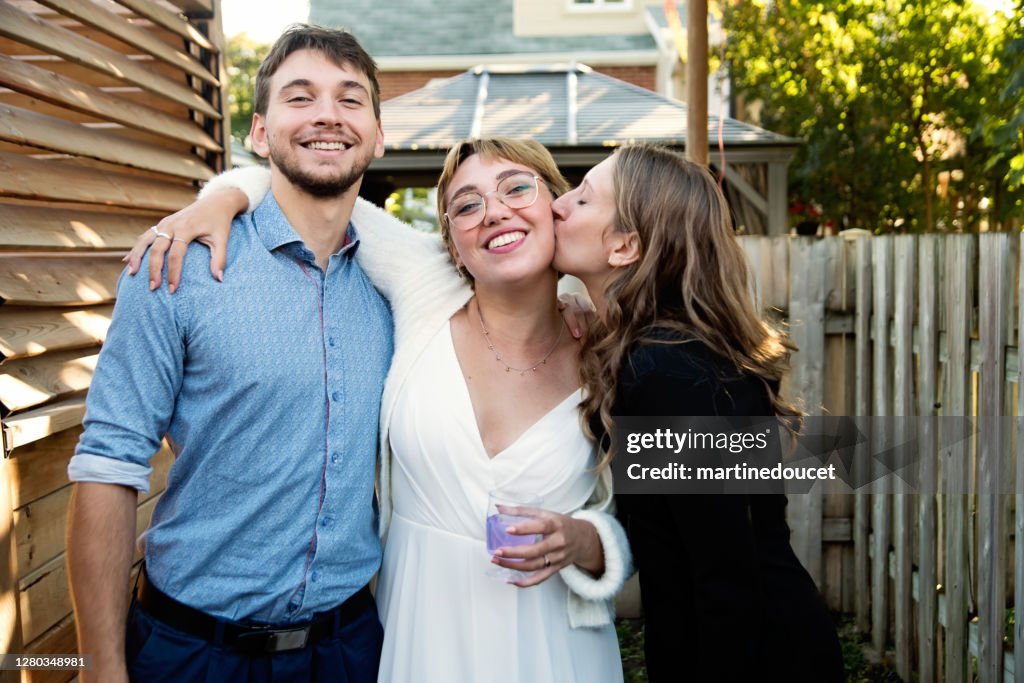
[66,26,394,683]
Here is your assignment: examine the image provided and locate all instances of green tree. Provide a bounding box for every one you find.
[385,187,439,232]
[976,0,1024,221]
[226,34,270,146]
[724,0,1022,231]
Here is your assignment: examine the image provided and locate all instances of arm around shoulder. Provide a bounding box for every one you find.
[197,165,271,213]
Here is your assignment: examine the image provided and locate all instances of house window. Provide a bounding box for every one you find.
[568,0,632,10]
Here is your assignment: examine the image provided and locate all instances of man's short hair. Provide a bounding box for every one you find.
[254,24,381,119]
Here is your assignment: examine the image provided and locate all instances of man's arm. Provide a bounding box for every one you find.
[66,249,185,681]
[66,482,137,683]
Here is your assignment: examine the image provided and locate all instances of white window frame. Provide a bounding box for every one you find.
[566,0,633,12]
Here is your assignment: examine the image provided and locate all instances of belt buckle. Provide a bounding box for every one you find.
[235,625,310,653]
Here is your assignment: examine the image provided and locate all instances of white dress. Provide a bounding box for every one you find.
[376,323,624,683]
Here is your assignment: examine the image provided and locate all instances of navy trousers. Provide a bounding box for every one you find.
[125,599,384,683]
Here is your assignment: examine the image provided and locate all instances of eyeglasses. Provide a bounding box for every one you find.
[444,173,542,231]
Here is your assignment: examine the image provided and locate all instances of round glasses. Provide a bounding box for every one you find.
[444,173,542,231]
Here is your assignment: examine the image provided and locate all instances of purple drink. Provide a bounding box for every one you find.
[486,513,535,556]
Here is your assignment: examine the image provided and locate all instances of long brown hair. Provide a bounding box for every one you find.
[435,137,570,283]
[579,144,798,469]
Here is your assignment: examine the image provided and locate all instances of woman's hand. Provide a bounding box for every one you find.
[490,507,604,587]
[557,291,596,340]
[124,188,249,293]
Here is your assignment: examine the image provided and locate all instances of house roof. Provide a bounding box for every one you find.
[310,0,655,57]
[376,64,799,158]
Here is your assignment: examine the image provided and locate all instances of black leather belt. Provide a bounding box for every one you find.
[135,568,372,654]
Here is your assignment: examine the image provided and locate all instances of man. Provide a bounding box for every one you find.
[66,26,392,682]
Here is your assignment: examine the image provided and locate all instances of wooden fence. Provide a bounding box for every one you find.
[741,233,1023,683]
[0,1,228,680]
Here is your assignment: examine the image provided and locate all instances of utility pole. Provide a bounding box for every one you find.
[686,0,708,165]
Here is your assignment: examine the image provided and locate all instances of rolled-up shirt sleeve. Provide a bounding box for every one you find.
[69,256,186,493]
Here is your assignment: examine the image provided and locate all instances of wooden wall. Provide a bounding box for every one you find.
[0,1,228,679]
[742,233,1023,683]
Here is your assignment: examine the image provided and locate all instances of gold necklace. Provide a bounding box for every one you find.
[476,305,564,376]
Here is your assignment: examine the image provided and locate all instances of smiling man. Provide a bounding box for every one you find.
[65,26,395,683]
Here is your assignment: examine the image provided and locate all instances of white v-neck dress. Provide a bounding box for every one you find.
[375,323,623,683]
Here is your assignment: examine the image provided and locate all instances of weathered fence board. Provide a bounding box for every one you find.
[0,2,220,119]
[1016,233,1024,683]
[944,235,975,682]
[871,237,893,655]
[977,234,1011,682]
[0,203,156,250]
[0,348,97,413]
[0,103,214,180]
[788,238,827,584]
[111,0,218,52]
[918,235,941,683]
[0,253,123,306]
[853,236,873,634]
[892,235,915,679]
[0,305,112,361]
[0,153,195,211]
[0,54,221,151]
[21,612,76,683]
[33,0,219,85]
[3,396,86,453]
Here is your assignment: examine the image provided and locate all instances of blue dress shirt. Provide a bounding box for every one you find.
[70,194,394,624]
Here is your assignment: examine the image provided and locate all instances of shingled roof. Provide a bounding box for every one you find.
[310,0,655,57]
[377,63,798,152]
[364,64,799,234]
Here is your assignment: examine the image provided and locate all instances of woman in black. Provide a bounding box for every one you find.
[550,144,843,682]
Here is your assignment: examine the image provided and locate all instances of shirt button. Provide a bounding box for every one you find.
[328,337,336,347]
[331,391,341,402]
[320,516,334,529]
[311,571,319,583]
[331,452,340,464]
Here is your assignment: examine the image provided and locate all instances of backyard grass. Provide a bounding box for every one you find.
[615,616,903,682]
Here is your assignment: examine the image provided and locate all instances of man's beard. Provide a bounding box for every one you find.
[269,139,374,198]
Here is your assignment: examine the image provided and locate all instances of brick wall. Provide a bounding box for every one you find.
[379,70,465,101]
[592,66,656,92]
[379,65,656,101]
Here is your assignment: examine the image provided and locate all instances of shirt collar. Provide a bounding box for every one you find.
[250,193,360,262]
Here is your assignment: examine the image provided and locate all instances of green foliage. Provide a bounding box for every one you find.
[724,0,1024,231]
[615,619,647,683]
[385,187,439,232]
[226,34,270,146]
[976,5,1024,195]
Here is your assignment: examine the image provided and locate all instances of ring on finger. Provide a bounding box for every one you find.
[154,230,172,240]
[172,237,187,244]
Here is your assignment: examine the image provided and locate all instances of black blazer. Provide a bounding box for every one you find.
[603,334,843,683]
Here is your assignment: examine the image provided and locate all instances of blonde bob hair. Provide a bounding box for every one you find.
[435,137,570,283]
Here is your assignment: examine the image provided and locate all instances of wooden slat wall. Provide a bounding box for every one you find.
[739,233,1022,682]
[0,1,227,678]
